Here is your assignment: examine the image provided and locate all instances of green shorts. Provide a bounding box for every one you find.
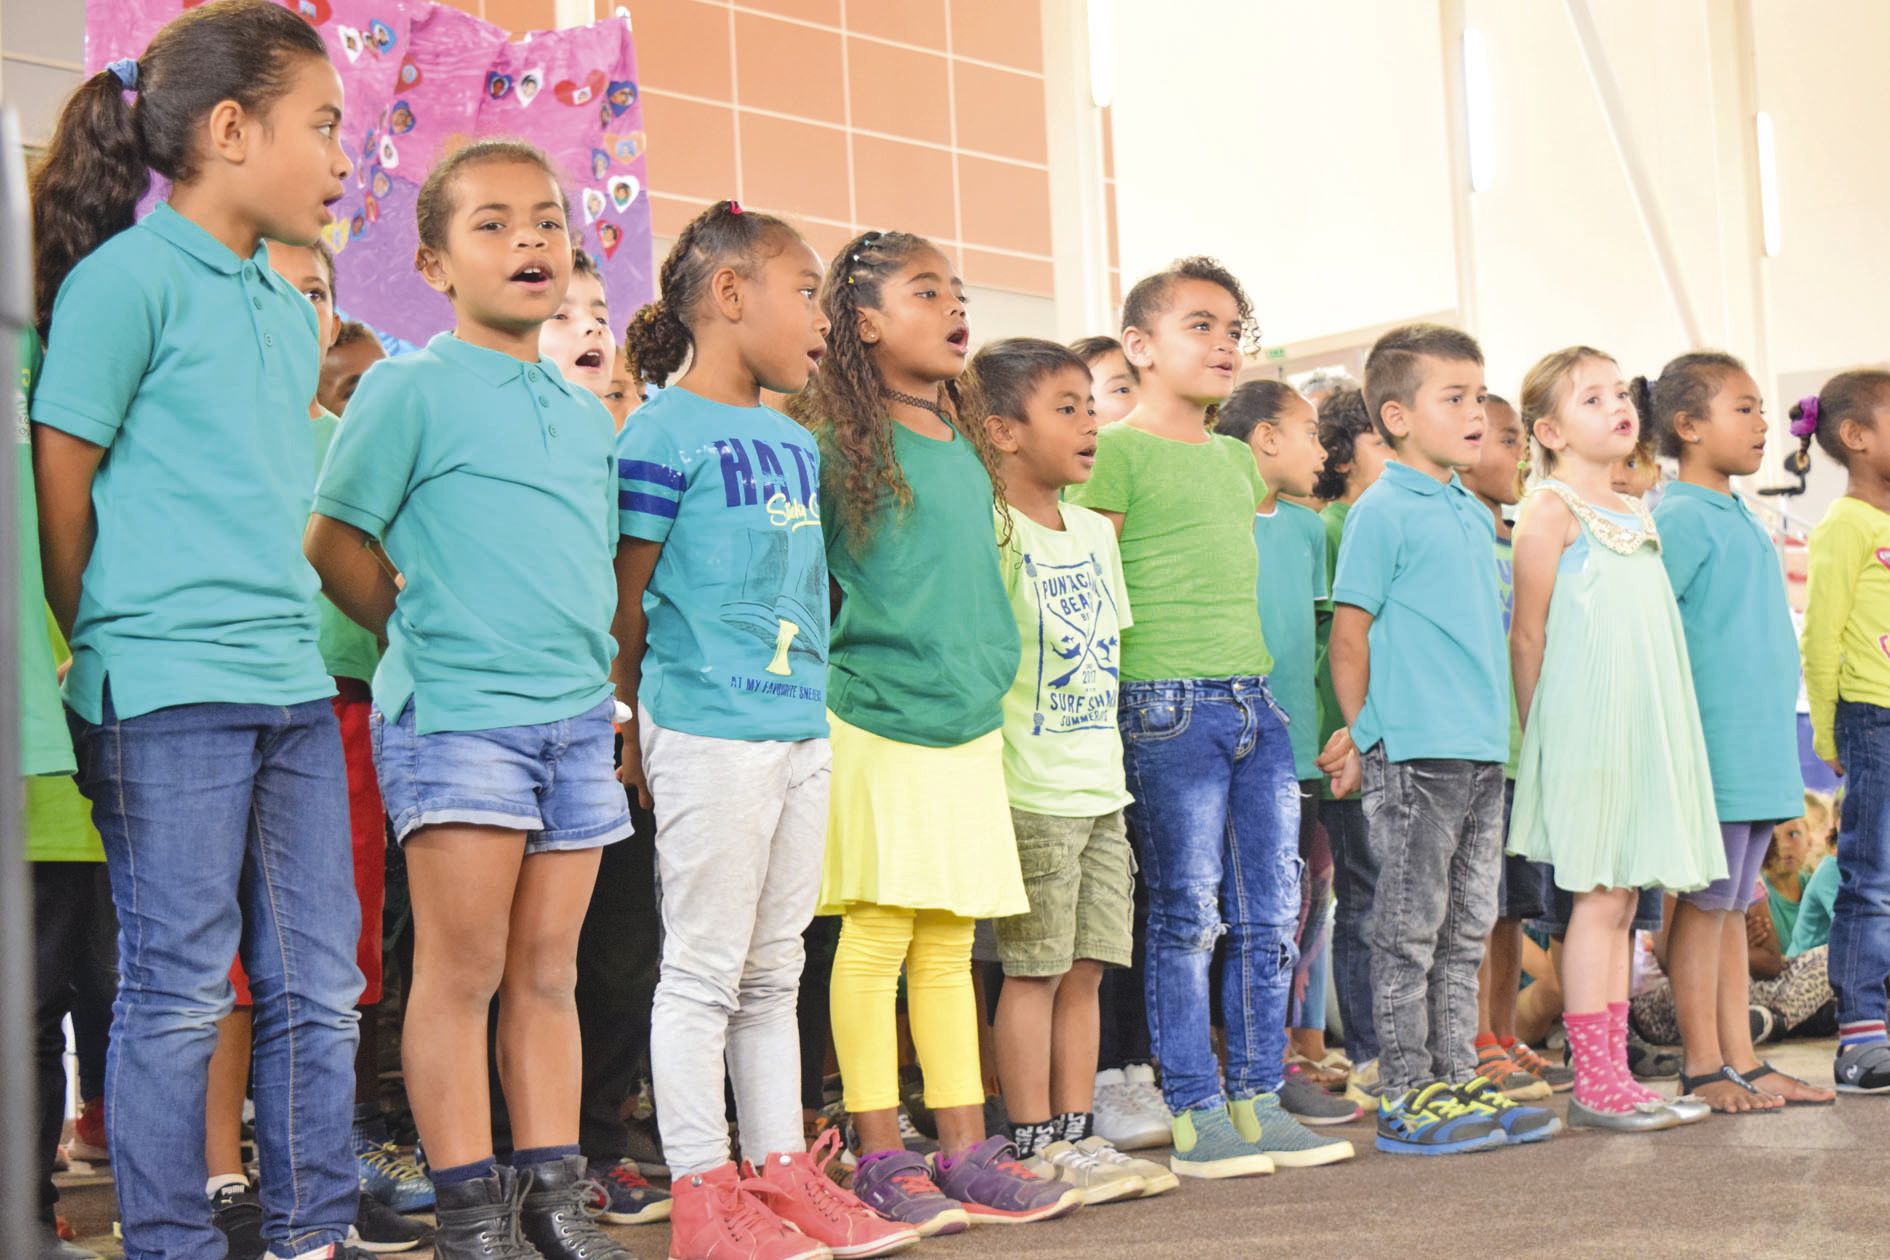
[994,808,1134,977]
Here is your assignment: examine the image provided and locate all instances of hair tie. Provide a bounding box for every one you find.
[726,199,743,215]
[107,58,139,91]
[1791,395,1820,438]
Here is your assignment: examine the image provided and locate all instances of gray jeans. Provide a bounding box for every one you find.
[1362,749,1505,1093]
[639,710,831,1175]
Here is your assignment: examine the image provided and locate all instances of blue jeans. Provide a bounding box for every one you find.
[71,691,362,1260]
[1119,677,1301,1114]
[1321,796,1379,1061]
[1832,700,1890,1030]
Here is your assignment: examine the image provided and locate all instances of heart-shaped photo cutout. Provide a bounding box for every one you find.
[606,80,637,115]
[338,25,363,61]
[320,221,350,253]
[598,99,612,129]
[596,221,622,259]
[485,71,513,100]
[582,188,607,225]
[364,193,379,224]
[607,175,639,212]
[398,56,421,88]
[388,100,416,134]
[554,69,606,107]
[590,149,609,181]
[517,68,544,106]
[371,168,392,198]
[294,0,333,27]
[367,19,396,55]
[609,131,644,165]
[378,135,399,170]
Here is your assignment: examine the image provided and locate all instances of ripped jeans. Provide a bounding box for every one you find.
[1120,677,1302,1114]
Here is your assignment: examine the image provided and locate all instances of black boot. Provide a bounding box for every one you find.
[518,1155,632,1260]
[433,1165,543,1260]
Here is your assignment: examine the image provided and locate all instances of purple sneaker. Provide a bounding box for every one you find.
[932,1137,1083,1225]
[851,1149,970,1238]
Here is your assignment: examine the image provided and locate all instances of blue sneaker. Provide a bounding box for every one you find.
[353,1117,435,1214]
[1454,1076,1562,1145]
[1375,1083,1507,1156]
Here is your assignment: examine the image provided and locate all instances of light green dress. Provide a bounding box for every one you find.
[1508,481,1727,892]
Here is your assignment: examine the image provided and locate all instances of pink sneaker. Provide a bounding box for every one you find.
[752,1131,920,1257]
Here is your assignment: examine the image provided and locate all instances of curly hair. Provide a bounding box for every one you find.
[1630,351,1746,461]
[1312,386,1374,501]
[786,229,1006,539]
[30,0,328,339]
[1119,256,1258,430]
[622,199,798,388]
[1791,369,1890,468]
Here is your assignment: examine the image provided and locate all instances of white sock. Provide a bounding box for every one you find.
[206,1172,249,1198]
[264,1245,340,1260]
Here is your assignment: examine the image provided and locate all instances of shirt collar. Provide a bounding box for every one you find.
[1663,480,1740,513]
[140,201,267,277]
[1381,458,1454,496]
[426,331,575,394]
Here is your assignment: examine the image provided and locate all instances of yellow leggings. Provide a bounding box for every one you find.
[829,904,984,1113]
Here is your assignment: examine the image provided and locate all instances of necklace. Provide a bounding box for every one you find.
[885,389,950,423]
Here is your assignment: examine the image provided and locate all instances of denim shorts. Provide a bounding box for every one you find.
[372,697,633,852]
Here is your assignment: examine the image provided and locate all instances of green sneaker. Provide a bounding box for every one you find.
[1168,1105,1274,1180]
[1227,1092,1356,1169]
[1455,1076,1561,1145]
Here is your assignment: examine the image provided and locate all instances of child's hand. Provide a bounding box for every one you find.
[1824,755,1844,777]
[617,734,652,809]
[1328,748,1362,799]
[1315,726,1355,776]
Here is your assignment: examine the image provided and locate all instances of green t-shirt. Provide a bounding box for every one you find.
[1766,870,1807,953]
[998,502,1133,815]
[1064,424,1269,682]
[824,421,1019,747]
[1254,501,1328,780]
[15,333,75,778]
[1790,856,1838,957]
[25,613,102,862]
[308,409,383,684]
[1314,501,1351,800]
[1495,533,1522,779]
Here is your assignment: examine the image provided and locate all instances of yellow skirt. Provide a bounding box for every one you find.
[817,710,1028,919]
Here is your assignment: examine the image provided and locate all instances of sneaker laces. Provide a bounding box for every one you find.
[1076,1139,1134,1168]
[776,1140,876,1226]
[1415,1085,1480,1121]
[361,1141,428,1185]
[711,1175,797,1241]
[987,1142,1041,1180]
[1509,1041,1554,1074]
[1459,1077,1516,1111]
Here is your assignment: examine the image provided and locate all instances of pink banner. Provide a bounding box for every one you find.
[85,0,654,346]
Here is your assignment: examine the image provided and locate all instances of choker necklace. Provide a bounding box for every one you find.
[885,389,950,423]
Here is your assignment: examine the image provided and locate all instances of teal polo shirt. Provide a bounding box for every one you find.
[616,387,829,742]
[1254,501,1328,779]
[1654,481,1803,822]
[31,202,331,723]
[314,333,618,735]
[1331,459,1508,762]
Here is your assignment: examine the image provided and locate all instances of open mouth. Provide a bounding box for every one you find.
[575,349,605,370]
[511,261,552,288]
[1077,444,1097,463]
[806,346,825,370]
[1613,419,1635,435]
[946,326,969,352]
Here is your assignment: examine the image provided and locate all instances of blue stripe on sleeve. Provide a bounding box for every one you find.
[620,490,680,518]
[619,459,686,491]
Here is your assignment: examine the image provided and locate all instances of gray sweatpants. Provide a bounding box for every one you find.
[1361,749,1505,1094]
[639,709,831,1175]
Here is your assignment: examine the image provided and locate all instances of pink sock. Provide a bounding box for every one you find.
[1608,1002,1666,1105]
[1566,1010,1637,1113]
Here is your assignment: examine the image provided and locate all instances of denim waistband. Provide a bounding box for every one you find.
[1121,676,1269,700]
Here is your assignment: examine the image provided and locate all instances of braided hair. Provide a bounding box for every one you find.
[787,230,1006,538]
[1312,386,1374,501]
[622,198,799,388]
[1629,351,1745,460]
[1790,370,1890,469]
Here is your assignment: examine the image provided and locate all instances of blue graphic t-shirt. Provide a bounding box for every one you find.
[617,387,830,741]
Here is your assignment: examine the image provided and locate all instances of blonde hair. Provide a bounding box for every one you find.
[1519,345,1616,476]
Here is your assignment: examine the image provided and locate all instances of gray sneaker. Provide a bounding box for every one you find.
[1834,1041,1890,1094]
[1279,1068,1363,1126]
[1228,1092,1355,1168]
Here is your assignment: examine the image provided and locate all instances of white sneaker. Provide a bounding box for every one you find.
[1025,1139,1145,1205]
[1123,1063,1174,1132]
[1073,1135,1179,1198]
[1093,1069,1170,1151]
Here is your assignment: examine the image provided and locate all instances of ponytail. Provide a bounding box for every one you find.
[30,0,329,339]
[1629,375,1659,454]
[624,198,798,389]
[1792,370,1890,470]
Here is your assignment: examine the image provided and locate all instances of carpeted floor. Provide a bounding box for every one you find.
[52,1038,1890,1259]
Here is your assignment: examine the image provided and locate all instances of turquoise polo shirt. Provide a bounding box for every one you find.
[1331,459,1508,763]
[313,334,618,735]
[1254,501,1329,779]
[616,387,829,742]
[31,202,331,723]
[1654,481,1804,822]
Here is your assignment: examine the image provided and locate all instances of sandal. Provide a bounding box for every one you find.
[1676,1065,1782,1113]
[1733,1061,1837,1107]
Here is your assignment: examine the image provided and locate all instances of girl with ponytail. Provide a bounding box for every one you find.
[25,3,362,1256]
[611,200,913,1259]
[787,232,1078,1231]
[1792,367,1890,1094]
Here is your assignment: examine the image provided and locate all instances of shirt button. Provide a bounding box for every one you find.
[242,263,255,278]
[264,333,274,347]
[548,424,559,437]
[252,297,262,311]
[537,395,550,406]
[526,367,539,381]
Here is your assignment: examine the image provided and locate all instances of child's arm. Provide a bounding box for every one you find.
[1745,900,1784,979]
[1328,605,1372,730]
[32,428,104,639]
[610,539,661,808]
[1801,512,1864,774]
[1508,492,1574,728]
[304,517,398,637]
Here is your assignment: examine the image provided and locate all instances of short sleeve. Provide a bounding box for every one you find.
[312,364,423,537]
[1331,498,1398,616]
[1064,429,1133,514]
[30,257,158,449]
[615,417,685,543]
[1656,501,1711,603]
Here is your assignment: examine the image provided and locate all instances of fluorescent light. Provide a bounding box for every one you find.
[1756,110,1781,256]
[1463,27,1494,192]
[1087,0,1113,110]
